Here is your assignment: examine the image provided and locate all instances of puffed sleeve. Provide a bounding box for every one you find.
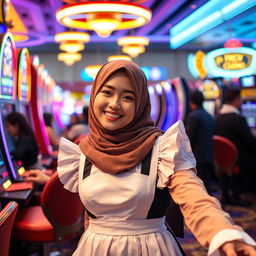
[157,120,196,188]
[57,137,81,192]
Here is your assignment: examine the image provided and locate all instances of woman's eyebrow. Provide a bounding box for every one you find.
[103,85,135,95]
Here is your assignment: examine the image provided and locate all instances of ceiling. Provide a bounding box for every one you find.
[8,0,256,54]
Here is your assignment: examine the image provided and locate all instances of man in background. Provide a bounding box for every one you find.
[185,90,216,194]
[215,88,256,206]
[67,106,89,141]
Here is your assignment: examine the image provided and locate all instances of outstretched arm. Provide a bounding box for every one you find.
[167,170,256,255]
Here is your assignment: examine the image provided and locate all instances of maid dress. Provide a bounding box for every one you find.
[57,121,255,256]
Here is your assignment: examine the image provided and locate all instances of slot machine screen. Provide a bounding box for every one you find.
[241,101,256,128]
[0,103,16,155]
[240,76,256,88]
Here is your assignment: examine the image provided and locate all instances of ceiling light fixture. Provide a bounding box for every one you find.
[55,31,90,53]
[108,55,132,62]
[117,36,149,58]
[84,65,102,79]
[57,52,82,66]
[59,42,85,53]
[56,2,152,38]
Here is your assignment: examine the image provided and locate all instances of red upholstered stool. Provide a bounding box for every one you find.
[13,172,84,255]
[0,201,18,256]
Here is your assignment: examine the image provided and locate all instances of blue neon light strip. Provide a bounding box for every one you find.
[170,0,256,49]
[187,54,199,78]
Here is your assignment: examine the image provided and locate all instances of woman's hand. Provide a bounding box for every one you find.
[220,241,256,256]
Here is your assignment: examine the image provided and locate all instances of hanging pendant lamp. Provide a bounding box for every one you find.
[56,2,151,38]
[117,36,149,58]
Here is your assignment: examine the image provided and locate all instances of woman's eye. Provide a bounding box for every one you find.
[123,95,134,101]
[101,90,111,95]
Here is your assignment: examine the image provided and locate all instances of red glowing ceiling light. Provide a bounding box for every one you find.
[224,39,243,48]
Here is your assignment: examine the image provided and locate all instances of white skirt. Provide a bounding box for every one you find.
[73,217,182,256]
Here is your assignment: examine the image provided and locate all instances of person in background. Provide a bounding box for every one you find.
[214,87,256,206]
[66,106,89,141]
[43,112,60,150]
[26,169,51,184]
[62,113,79,138]
[185,90,216,194]
[57,60,255,256]
[5,112,42,170]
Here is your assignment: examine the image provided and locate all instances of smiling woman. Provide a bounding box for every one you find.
[57,60,256,256]
[93,69,135,131]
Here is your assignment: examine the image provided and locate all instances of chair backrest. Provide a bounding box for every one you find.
[40,172,84,241]
[0,201,18,256]
[73,133,88,145]
[213,135,238,175]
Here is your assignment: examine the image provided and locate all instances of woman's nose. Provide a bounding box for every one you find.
[109,96,120,108]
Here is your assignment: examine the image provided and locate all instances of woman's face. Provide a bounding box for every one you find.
[93,70,135,130]
[6,122,18,136]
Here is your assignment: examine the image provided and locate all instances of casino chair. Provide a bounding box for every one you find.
[0,201,18,256]
[73,133,88,145]
[213,135,239,176]
[13,172,84,256]
[212,135,250,206]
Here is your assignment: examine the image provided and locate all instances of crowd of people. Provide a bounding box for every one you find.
[5,60,256,256]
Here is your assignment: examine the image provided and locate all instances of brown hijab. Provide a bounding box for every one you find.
[79,60,163,174]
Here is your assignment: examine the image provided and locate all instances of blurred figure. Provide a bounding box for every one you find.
[67,106,89,141]
[5,112,42,170]
[185,90,216,194]
[215,87,256,206]
[43,112,60,150]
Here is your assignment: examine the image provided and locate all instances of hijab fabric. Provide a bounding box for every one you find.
[79,60,163,174]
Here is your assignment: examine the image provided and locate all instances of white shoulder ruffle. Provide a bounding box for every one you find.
[57,137,82,193]
[157,120,196,188]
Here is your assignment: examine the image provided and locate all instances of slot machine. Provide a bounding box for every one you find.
[16,48,34,129]
[240,75,256,129]
[0,32,25,181]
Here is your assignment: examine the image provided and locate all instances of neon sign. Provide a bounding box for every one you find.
[188,47,256,79]
[205,47,256,78]
[214,53,251,70]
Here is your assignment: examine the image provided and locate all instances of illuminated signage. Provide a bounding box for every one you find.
[214,53,251,70]
[205,47,256,78]
[0,33,16,99]
[200,80,220,100]
[188,47,256,79]
[18,48,31,101]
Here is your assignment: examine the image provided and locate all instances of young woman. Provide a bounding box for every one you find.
[57,60,256,256]
[5,112,42,170]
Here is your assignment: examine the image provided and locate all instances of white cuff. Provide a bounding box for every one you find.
[208,229,256,256]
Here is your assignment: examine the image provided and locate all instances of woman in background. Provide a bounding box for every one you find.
[5,112,42,170]
[43,112,60,150]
